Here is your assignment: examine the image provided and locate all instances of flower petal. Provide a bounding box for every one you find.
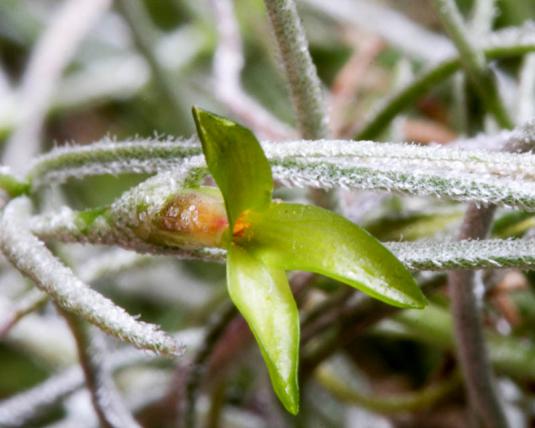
[227,243,299,414]
[192,107,272,228]
[237,202,427,309]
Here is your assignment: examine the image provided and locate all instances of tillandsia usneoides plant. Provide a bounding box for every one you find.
[1,0,535,427]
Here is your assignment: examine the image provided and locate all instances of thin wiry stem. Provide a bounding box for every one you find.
[116,0,189,132]
[447,205,508,428]
[0,289,48,338]
[0,197,182,356]
[204,380,227,428]
[432,0,513,129]
[183,303,237,428]
[62,312,141,428]
[316,360,462,414]
[263,0,329,139]
[212,0,294,140]
[432,3,516,425]
[354,23,535,140]
[0,329,202,428]
[2,0,111,171]
[374,304,535,380]
[300,276,535,381]
[447,0,504,413]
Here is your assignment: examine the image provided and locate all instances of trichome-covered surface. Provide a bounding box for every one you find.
[0,1,534,427]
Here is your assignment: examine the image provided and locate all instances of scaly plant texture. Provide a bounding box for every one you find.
[0,1,534,427]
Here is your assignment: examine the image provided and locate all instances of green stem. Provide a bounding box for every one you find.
[432,0,513,129]
[355,27,534,140]
[374,304,535,380]
[316,365,462,414]
[205,380,227,428]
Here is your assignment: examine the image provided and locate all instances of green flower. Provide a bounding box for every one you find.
[192,107,426,414]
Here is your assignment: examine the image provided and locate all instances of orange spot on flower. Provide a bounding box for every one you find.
[233,211,251,238]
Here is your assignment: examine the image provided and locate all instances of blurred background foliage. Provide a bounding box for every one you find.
[0,0,534,427]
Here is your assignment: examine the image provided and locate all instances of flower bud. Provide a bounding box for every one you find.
[110,171,228,249]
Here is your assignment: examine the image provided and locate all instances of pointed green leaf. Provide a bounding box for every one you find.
[237,202,427,309]
[192,107,272,228]
[227,243,299,414]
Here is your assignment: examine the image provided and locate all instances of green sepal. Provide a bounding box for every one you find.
[227,243,300,414]
[192,107,272,228]
[237,202,427,309]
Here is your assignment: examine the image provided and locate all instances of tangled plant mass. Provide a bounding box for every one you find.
[0,0,534,427]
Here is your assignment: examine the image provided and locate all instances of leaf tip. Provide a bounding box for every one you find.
[191,105,204,134]
[284,393,300,415]
[191,105,235,132]
[407,294,428,309]
[397,285,428,309]
[270,362,300,415]
[273,374,299,415]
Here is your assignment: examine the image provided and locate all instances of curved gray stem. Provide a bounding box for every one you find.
[263,0,328,139]
[62,311,141,428]
[448,204,508,428]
